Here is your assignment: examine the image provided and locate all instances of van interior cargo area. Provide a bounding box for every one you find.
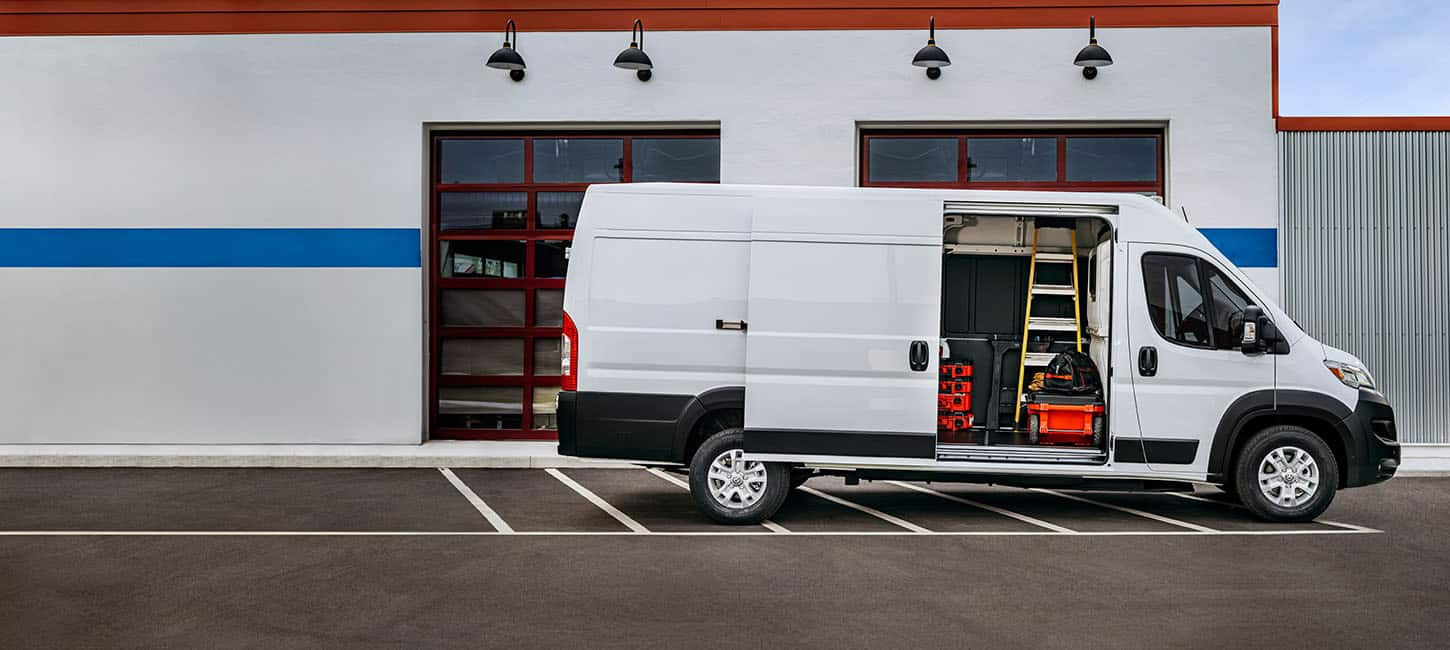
[937,212,1112,463]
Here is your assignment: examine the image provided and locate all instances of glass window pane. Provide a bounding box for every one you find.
[535,240,569,278]
[532,386,562,430]
[537,191,585,229]
[534,139,623,183]
[867,137,957,183]
[438,387,522,429]
[535,289,563,327]
[439,139,524,184]
[1205,265,1255,350]
[440,290,524,327]
[441,338,524,376]
[632,138,721,182]
[534,338,561,375]
[440,240,525,278]
[1066,137,1158,182]
[1142,254,1211,347]
[439,192,527,230]
[968,138,1057,182]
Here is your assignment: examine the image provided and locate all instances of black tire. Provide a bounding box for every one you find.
[688,428,790,525]
[1233,425,1338,522]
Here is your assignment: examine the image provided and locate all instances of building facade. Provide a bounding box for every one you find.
[0,1,1441,446]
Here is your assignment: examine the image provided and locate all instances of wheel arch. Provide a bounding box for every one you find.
[1209,389,1354,488]
[671,386,745,463]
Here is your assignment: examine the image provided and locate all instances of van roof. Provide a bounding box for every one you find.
[586,182,1188,242]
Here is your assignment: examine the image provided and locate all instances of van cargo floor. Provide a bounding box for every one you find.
[936,444,1107,465]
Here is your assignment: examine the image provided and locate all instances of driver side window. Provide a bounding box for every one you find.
[1141,253,1256,350]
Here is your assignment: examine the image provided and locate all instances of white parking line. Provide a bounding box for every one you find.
[1031,488,1219,533]
[437,468,513,533]
[797,486,931,533]
[545,468,650,534]
[0,529,1378,537]
[1168,491,1384,533]
[644,468,791,533]
[886,481,1077,534]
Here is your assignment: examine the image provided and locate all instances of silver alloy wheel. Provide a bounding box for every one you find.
[1257,445,1320,508]
[706,448,769,510]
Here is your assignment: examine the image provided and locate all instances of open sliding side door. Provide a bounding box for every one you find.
[742,192,942,460]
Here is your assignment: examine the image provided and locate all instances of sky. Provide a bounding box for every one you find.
[1279,0,1450,115]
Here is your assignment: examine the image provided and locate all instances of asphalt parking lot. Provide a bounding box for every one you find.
[1,468,1445,647]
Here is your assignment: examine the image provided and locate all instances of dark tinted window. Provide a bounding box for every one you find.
[867,138,957,182]
[1204,264,1255,350]
[439,139,524,184]
[1142,254,1211,347]
[439,192,527,230]
[441,240,526,278]
[533,139,623,183]
[1067,137,1158,182]
[968,137,1056,182]
[537,192,584,229]
[632,138,721,182]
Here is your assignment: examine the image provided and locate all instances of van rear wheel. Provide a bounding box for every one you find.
[688,427,790,525]
[1233,425,1338,522]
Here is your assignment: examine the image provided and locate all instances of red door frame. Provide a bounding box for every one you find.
[430,130,719,440]
[860,129,1165,196]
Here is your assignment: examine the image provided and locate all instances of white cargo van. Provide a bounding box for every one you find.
[556,184,1398,524]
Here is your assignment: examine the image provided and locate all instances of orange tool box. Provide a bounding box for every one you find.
[1026,396,1104,446]
[939,363,973,378]
[939,381,972,394]
[937,413,973,431]
[937,393,971,412]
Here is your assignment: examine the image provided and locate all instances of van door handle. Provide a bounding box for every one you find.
[1138,346,1158,377]
[715,319,747,331]
[909,340,930,372]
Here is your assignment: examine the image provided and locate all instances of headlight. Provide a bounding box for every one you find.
[1325,360,1377,391]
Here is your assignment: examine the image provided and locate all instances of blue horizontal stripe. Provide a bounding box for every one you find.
[1198,228,1277,268]
[0,228,421,268]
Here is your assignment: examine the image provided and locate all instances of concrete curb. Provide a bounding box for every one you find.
[2,442,1447,475]
[0,441,638,469]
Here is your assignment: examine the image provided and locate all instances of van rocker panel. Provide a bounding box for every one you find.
[744,429,936,459]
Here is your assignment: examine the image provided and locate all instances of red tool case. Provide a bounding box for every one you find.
[937,362,974,441]
[1025,393,1104,446]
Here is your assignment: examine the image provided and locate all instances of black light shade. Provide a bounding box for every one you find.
[613,46,653,70]
[1074,16,1114,71]
[486,19,525,81]
[614,19,653,80]
[486,46,525,71]
[912,16,951,78]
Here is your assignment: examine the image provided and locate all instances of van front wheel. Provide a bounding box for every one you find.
[689,427,790,525]
[1233,425,1338,522]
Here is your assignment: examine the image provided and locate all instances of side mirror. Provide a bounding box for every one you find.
[1238,306,1274,354]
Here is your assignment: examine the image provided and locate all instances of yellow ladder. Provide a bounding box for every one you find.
[1013,224,1083,426]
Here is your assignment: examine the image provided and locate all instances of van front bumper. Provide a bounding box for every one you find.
[1343,389,1400,487]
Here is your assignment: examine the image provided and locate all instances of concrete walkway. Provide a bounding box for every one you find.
[1,441,1445,474]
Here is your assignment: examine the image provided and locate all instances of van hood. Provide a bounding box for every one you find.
[1320,342,1366,368]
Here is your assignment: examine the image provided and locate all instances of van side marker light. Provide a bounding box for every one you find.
[796,486,931,533]
[1031,488,1218,533]
[646,468,790,533]
[886,481,1075,533]
[546,468,650,533]
[438,467,514,533]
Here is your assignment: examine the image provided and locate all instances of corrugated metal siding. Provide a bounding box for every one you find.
[1280,131,1450,444]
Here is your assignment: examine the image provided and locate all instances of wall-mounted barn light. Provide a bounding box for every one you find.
[486,19,526,81]
[911,16,951,80]
[613,19,654,81]
[1073,16,1113,80]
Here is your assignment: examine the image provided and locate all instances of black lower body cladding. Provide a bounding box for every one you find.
[555,390,695,462]
[1344,389,1400,487]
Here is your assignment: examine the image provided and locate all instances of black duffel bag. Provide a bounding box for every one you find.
[1040,351,1103,396]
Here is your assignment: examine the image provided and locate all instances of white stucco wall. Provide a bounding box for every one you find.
[0,26,1275,443]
